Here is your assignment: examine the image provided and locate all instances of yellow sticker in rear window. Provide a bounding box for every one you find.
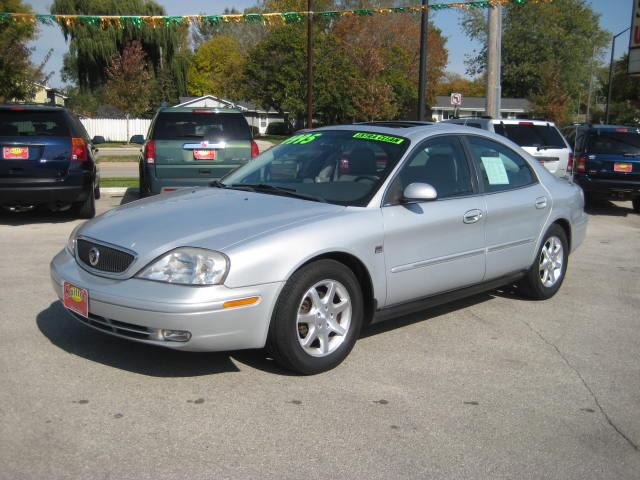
[352,132,405,144]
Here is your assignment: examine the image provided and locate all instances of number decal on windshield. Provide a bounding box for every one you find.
[281,133,323,145]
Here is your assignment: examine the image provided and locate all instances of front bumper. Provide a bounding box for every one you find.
[50,248,283,352]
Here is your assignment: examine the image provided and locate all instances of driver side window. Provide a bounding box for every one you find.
[386,136,473,204]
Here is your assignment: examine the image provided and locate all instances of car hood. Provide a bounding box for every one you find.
[78,188,344,263]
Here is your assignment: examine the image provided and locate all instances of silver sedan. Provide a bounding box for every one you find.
[50,124,588,374]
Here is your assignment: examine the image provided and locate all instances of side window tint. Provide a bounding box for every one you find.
[467,136,536,193]
[388,136,473,203]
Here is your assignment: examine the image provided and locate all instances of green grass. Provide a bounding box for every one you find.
[97,155,139,163]
[100,177,138,188]
[258,135,287,145]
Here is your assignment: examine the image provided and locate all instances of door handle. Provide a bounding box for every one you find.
[463,209,483,224]
[535,196,548,209]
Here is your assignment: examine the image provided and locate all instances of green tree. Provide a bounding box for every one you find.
[51,0,189,99]
[461,0,608,123]
[103,41,152,117]
[0,0,41,101]
[436,72,485,97]
[187,35,245,99]
[596,54,640,125]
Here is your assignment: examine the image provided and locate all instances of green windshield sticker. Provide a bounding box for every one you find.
[281,133,323,145]
[352,132,405,144]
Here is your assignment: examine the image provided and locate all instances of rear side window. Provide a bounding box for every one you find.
[586,130,640,155]
[0,110,70,137]
[493,123,566,149]
[467,136,536,193]
[152,112,251,141]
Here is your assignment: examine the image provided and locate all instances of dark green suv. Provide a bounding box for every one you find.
[139,107,258,195]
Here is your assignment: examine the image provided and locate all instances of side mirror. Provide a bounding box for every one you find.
[402,183,438,203]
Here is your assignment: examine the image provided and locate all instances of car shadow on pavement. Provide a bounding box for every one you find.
[0,208,82,226]
[360,292,495,339]
[37,301,301,377]
[585,199,637,217]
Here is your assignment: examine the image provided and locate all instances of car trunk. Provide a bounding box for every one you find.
[154,139,251,179]
[0,109,72,185]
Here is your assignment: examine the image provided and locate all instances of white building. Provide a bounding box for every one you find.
[175,95,288,136]
[431,96,532,122]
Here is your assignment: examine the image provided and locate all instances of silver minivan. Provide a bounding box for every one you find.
[442,118,572,178]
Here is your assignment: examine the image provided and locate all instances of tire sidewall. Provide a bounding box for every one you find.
[528,225,569,300]
[269,260,363,374]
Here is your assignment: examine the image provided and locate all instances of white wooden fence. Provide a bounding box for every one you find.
[80,118,152,142]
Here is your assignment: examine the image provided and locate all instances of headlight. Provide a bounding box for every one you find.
[66,224,81,256]
[137,248,229,285]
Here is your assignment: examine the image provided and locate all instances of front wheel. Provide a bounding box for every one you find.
[267,259,363,375]
[517,224,568,300]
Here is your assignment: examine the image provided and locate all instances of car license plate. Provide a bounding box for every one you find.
[3,146,28,160]
[614,163,633,173]
[194,149,216,160]
[63,281,89,318]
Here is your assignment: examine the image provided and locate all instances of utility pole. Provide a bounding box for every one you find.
[485,4,502,118]
[586,45,595,123]
[417,0,429,121]
[306,0,313,129]
[605,27,631,124]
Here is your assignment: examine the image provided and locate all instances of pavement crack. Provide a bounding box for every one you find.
[519,318,639,453]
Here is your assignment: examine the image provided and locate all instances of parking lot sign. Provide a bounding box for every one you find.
[450,93,462,106]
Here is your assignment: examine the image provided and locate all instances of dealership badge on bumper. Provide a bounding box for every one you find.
[63,281,89,318]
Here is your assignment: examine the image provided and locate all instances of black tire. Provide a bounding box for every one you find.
[632,197,640,213]
[94,182,101,200]
[139,164,150,197]
[267,259,363,375]
[71,188,96,219]
[518,224,568,300]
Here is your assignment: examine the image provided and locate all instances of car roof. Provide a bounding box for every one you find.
[0,103,67,112]
[575,124,639,131]
[158,106,243,114]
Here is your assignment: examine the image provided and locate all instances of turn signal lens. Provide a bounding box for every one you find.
[144,140,156,164]
[576,155,587,173]
[251,140,259,158]
[71,137,88,162]
[223,297,260,309]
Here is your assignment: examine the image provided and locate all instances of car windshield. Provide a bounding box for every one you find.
[494,123,565,149]
[0,110,70,137]
[222,130,410,206]
[152,112,251,141]
[587,130,640,155]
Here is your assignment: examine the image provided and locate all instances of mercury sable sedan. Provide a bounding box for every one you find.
[51,124,588,374]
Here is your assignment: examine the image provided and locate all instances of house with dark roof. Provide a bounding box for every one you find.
[175,95,289,135]
[431,96,532,121]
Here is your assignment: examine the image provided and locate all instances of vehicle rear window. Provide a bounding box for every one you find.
[587,130,640,155]
[493,123,566,149]
[0,110,70,137]
[152,112,251,141]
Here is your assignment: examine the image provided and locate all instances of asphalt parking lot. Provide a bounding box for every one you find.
[1,194,639,479]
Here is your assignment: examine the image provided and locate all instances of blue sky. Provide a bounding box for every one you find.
[25,0,634,88]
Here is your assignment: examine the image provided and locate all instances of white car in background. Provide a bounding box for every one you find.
[443,118,572,178]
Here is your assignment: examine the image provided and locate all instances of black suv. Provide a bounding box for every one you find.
[563,124,640,212]
[0,104,99,218]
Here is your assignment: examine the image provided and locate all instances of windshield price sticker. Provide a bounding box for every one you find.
[352,132,405,144]
[282,133,323,145]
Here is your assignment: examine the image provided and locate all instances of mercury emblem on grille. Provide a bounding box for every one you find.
[88,247,100,267]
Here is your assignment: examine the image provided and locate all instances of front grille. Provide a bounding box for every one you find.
[71,311,153,341]
[77,239,135,273]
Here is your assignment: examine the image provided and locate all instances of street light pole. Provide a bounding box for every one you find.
[486,4,502,118]
[306,0,313,129]
[605,27,631,124]
[417,0,429,121]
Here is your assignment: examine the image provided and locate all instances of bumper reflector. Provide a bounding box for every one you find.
[223,296,260,309]
[161,329,192,342]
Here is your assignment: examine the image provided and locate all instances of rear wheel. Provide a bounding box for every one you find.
[632,197,640,213]
[71,187,96,219]
[517,224,568,300]
[94,181,101,200]
[139,164,150,197]
[267,259,363,375]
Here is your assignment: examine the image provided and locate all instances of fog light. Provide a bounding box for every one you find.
[161,329,191,342]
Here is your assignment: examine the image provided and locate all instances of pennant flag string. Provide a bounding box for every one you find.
[0,0,551,29]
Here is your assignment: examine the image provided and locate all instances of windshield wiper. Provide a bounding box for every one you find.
[535,145,558,151]
[232,183,327,203]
